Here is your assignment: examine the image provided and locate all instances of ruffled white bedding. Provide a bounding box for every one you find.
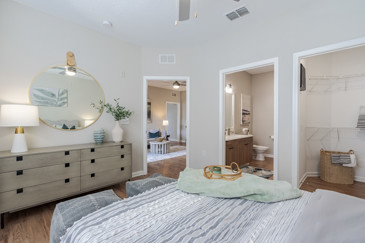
[61,183,312,243]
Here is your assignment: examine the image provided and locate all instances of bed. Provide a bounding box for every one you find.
[58,179,365,243]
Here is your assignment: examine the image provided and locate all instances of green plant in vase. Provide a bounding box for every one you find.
[91,98,133,142]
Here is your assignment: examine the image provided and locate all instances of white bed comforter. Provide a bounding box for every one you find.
[61,183,312,243]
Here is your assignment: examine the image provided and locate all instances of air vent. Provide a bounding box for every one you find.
[226,6,249,21]
[159,54,176,64]
[236,7,249,16]
[226,12,239,21]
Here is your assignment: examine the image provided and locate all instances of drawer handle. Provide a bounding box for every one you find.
[121,145,124,149]
[17,188,23,194]
[16,170,23,176]
[65,151,70,156]
[16,156,23,161]
[91,159,95,163]
[65,163,70,168]
[245,143,249,145]
[228,147,234,149]
[65,178,70,183]
[91,148,95,152]
[121,167,124,171]
[121,155,124,159]
[91,173,95,178]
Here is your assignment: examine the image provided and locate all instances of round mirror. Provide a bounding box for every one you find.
[29,66,104,130]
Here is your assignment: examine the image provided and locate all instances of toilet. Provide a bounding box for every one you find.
[253,145,269,161]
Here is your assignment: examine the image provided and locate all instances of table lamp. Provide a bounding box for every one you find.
[0,104,39,153]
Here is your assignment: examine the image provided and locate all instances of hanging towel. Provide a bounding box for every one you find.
[343,154,357,167]
[331,154,351,164]
[356,106,365,128]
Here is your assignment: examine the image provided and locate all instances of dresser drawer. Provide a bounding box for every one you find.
[0,150,80,173]
[81,154,131,175]
[81,167,131,191]
[0,177,80,213]
[80,144,131,160]
[0,162,80,193]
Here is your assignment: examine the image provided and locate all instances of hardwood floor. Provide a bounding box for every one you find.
[1,152,364,242]
[300,177,365,199]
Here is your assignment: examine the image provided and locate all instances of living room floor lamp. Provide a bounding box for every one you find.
[0,104,39,153]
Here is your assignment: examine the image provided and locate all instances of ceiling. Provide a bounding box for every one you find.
[148,80,186,91]
[13,0,308,47]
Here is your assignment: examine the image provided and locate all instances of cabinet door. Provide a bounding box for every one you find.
[226,141,236,165]
[242,138,253,164]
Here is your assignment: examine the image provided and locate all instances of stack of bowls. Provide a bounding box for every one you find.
[93,129,105,144]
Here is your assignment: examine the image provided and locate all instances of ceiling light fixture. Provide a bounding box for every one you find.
[225,84,233,93]
[173,81,181,89]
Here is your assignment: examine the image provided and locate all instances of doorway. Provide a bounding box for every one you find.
[166,102,180,142]
[142,76,190,176]
[219,58,279,180]
[293,37,365,187]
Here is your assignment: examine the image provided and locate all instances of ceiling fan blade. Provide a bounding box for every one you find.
[178,0,190,21]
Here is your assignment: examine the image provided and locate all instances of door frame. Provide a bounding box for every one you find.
[142,76,190,175]
[165,101,181,142]
[292,37,365,187]
[219,58,279,180]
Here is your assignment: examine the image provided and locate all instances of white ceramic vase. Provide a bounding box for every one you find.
[112,121,123,142]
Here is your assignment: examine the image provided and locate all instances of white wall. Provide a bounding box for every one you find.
[251,71,274,155]
[179,0,365,182]
[147,86,180,134]
[302,46,365,181]
[0,0,143,173]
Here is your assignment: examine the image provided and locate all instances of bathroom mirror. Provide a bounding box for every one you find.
[29,66,104,130]
[225,93,235,129]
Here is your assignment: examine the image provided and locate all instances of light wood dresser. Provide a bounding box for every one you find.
[0,142,132,228]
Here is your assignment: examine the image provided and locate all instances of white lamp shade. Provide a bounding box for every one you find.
[163,120,169,126]
[0,104,39,127]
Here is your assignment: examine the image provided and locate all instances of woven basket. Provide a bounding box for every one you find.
[320,149,354,184]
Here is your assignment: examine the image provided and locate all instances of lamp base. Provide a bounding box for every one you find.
[11,133,28,153]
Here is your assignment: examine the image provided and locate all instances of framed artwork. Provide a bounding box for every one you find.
[31,87,68,107]
[147,100,152,123]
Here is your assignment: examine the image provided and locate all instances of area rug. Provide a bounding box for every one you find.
[147,145,186,163]
[241,166,273,179]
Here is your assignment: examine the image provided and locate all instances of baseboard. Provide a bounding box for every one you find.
[298,173,308,188]
[264,154,274,158]
[132,170,146,177]
[354,175,365,182]
[298,171,365,187]
[298,172,320,188]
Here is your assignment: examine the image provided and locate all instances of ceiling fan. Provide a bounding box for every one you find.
[177,0,192,22]
[173,81,186,89]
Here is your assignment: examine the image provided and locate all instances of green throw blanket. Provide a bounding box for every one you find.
[177,168,302,202]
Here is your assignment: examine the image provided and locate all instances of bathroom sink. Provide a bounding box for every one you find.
[225,134,253,141]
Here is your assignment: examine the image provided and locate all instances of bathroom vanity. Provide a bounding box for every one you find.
[226,135,253,167]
